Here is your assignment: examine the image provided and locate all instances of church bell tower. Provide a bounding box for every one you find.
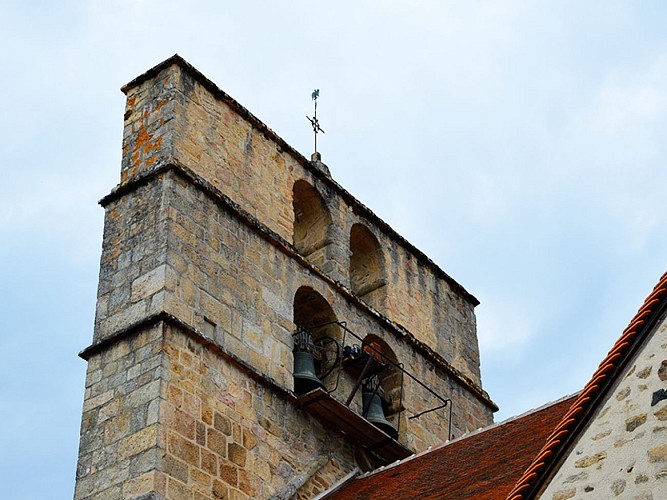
[74,55,497,499]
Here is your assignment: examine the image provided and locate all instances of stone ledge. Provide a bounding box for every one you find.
[79,311,296,403]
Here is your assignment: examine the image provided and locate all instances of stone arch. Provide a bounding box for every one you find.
[361,334,402,416]
[292,180,332,257]
[293,286,341,340]
[292,287,342,394]
[349,224,386,304]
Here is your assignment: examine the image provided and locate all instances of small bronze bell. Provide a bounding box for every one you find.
[362,387,398,439]
[293,350,325,395]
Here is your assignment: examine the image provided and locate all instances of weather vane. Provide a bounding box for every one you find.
[306,89,325,156]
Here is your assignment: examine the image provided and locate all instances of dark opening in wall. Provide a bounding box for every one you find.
[292,180,332,258]
[293,286,340,340]
[292,287,341,394]
[350,224,386,306]
[361,334,402,420]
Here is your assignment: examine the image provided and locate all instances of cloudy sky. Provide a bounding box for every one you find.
[2,1,667,497]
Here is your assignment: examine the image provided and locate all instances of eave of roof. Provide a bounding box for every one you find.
[324,394,577,500]
[506,270,667,500]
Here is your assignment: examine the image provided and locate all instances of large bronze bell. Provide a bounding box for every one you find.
[362,387,398,439]
[293,350,325,395]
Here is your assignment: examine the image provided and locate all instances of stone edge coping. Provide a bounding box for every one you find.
[98,162,498,412]
[119,54,480,308]
[78,310,296,403]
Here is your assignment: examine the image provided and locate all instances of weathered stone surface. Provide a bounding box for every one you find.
[610,478,626,496]
[552,488,576,500]
[627,414,648,432]
[76,57,498,499]
[228,443,247,467]
[658,361,667,381]
[648,444,667,463]
[575,452,607,468]
[118,425,158,460]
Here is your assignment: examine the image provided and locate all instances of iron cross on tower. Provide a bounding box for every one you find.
[307,89,325,157]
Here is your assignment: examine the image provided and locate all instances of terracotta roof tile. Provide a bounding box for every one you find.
[506,271,667,499]
[324,395,576,500]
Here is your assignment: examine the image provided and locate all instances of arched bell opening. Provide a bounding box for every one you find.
[292,180,333,261]
[349,224,386,308]
[292,287,342,395]
[360,334,403,439]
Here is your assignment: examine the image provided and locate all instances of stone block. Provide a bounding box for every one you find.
[626,414,647,432]
[126,379,162,409]
[104,412,132,445]
[228,443,247,467]
[212,479,230,499]
[163,454,189,484]
[167,477,192,500]
[219,461,239,487]
[214,412,232,436]
[201,448,217,476]
[83,389,114,412]
[118,425,158,460]
[575,452,607,468]
[207,428,228,458]
[121,471,158,498]
[649,444,667,462]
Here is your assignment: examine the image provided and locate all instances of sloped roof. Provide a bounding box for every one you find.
[325,271,667,500]
[507,270,667,499]
[324,394,576,500]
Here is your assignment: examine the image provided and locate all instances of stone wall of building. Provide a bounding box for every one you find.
[75,324,165,499]
[540,315,667,499]
[118,58,484,385]
[96,166,493,437]
[76,56,497,499]
[76,320,357,500]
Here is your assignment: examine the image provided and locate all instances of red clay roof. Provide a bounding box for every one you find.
[325,395,577,500]
[506,271,667,499]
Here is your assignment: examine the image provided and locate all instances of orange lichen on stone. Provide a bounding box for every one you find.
[155,99,169,112]
[133,127,152,153]
[142,135,162,155]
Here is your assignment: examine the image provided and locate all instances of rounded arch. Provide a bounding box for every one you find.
[361,334,403,440]
[362,334,400,404]
[293,286,340,341]
[292,180,332,257]
[349,223,386,300]
[292,287,341,394]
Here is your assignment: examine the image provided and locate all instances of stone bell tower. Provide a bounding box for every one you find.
[74,55,497,499]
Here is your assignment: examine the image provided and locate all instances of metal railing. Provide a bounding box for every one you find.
[293,320,453,439]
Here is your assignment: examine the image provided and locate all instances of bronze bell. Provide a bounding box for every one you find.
[293,350,325,395]
[362,387,398,439]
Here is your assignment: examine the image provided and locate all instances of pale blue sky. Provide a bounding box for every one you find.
[1,1,667,498]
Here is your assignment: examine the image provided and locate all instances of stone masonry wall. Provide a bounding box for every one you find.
[540,315,667,500]
[76,56,497,499]
[92,166,492,442]
[75,324,165,499]
[160,322,356,499]
[165,169,491,443]
[76,320,356,500]
[119,58,484,385]
[93,175,170,344]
